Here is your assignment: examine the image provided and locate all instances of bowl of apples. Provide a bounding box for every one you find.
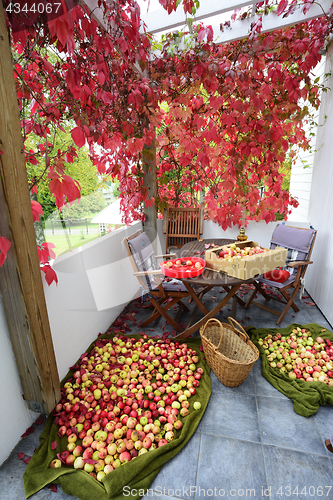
[160,257,205,278]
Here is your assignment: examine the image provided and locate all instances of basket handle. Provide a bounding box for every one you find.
[201,318,223,336]
[228,317,250,342]
[201,318,224,351]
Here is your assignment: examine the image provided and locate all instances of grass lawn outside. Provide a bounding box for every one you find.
[43,220,99,232]
[44,231,102,257]
[43,220,101,257]
[43,220,123,257]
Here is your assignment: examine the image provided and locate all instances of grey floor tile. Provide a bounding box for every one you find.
[0,453,51,500]
[196,434,267,499]
[13,418,46,457]
[48,487,78,500]
[149,431,201,500]
[143,493,184,500]
[304,308,332,329]
[313,404,333,457]
[210,368,255,395]
[263,445,333,500]
[257,396,327,456]
[244,292,315,328]
[201,392,261,443]
[253,358,289,400]
[313,403,333,431]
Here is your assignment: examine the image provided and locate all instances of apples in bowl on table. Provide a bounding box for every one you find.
[163,259,203,270]
[160,257,205,278]
[217,243,267,261]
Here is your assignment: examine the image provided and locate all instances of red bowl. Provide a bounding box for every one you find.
[159,257,205,279]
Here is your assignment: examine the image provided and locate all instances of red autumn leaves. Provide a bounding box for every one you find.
[2,0,332,278]
[0,237,11,266]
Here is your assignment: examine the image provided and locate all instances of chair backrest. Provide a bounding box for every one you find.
[163,206,204,253]
[124,230,158,291]
[270,224,317,278]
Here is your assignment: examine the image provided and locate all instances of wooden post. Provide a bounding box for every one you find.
[0,1,60,414]
[142,135,157,250]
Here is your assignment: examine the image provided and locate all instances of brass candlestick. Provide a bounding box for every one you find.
[237,208,248,241]
[237,227,248,241]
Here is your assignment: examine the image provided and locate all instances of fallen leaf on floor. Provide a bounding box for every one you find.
[21,426,34,438]
[23,457,31,464]
[48,484,57,493]
[35,416,44,425]
[18,453,25,460]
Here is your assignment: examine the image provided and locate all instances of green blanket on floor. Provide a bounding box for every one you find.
[248,322,333,417]
[23,333,211,500]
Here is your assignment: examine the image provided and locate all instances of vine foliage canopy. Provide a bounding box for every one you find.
[1,0,333,281]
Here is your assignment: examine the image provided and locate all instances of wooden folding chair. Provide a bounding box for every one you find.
[163,205,204,254]
[124,230,191,332]
[244,224,317,325]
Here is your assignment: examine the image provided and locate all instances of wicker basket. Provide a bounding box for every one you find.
[200,317,259,387]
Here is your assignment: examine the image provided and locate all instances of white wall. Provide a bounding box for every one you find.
[306,44,333,327]
[288,56,327,222]
[0,297,39,465]
[43,222,144,380]
[201,219,307,249]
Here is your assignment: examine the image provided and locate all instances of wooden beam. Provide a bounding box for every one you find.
[79,0,106,28]
[80,0,157,239]
[142,0,331,44]
[0,0,60,414]
[213,0,332,44]
[142,135,157,249]
[81,0,147,79]
[141,0,254,35]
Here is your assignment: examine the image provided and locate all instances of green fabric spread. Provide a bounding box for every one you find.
[248,322,333,417]
[23,333,211,500]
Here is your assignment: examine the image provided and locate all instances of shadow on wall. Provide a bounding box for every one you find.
[43,223,146,379]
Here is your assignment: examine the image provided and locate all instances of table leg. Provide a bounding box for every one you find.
[183,281,209,315]
[174,284,241,340]
[186,285,213,328]
[231,295,237,319]
[222,285,246,308]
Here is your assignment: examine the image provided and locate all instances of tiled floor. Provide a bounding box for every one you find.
[2,285,333,500]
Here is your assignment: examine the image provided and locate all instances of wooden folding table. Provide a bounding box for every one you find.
[173,239,255,340]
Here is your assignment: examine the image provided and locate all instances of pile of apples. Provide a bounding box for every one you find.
[216,243,267,261]
[50,334,203,482]
[258,327,333,384]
